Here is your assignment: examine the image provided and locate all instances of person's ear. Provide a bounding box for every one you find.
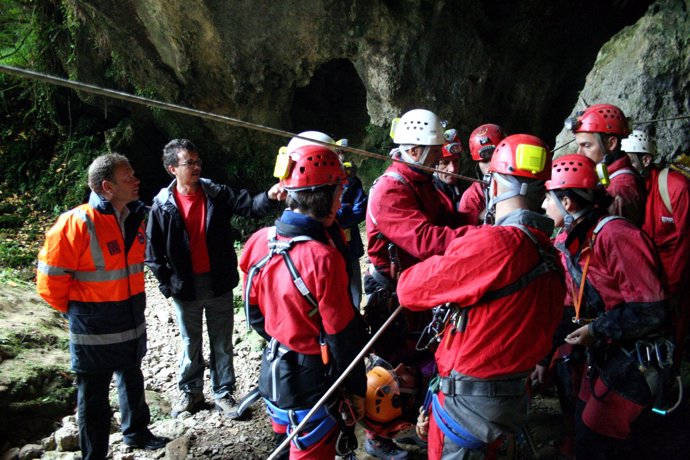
[642,154,653,168]
[101,179,113,196]
[606,135,619,152]
[562,195,575,213]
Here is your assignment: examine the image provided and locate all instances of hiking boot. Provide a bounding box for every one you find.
[397,434,428,450]
[364,437,410,460]
[214,394,238,417]
[171,392,205,418]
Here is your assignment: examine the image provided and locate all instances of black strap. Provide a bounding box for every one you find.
[480,224,559,302]
[455,224,560,330]
[245,227,318,329]
[554,216,622,315]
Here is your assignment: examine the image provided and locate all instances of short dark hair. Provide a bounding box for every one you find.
[286,185,338,220]
[87,153,130,194]
[162,139,198,175]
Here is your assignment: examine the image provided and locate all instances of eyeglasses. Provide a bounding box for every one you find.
[179,160,203,167]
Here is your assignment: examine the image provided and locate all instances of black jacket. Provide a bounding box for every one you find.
[145,178,279,300]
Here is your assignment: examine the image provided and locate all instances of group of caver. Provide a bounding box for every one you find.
[37,103,689,460]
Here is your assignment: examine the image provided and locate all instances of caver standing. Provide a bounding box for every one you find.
[623,130,690,364]
[37,153,169,459]
[542,153,670,459]
[433,128,470,217]
[240,144,366,459]
[565,103,646,226]
[145,139,284,417]
[397,134,565,460]
[459,123,507,224]
[363,109,473,459]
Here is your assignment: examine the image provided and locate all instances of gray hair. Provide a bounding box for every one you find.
[87,153,130,194]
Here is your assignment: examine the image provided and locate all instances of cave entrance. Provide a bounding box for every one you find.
[290,59,369,145]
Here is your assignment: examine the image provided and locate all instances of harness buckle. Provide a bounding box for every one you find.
[654,339,674,369]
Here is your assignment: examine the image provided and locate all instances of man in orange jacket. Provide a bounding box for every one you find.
[37,153,168,460]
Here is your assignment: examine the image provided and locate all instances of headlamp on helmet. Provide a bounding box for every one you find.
[515,144,547,175]
[443,129,461,143]
[273,146,292,179]
[564,116,581,133]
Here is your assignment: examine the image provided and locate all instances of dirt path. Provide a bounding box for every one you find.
[3,272,690,459]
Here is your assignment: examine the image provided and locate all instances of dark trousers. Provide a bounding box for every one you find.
[76,363,151,460]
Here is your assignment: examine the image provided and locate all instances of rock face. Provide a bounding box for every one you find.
[41,0,674,189]
[555,0,690,159]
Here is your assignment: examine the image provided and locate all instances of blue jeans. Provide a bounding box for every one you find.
[77,363,151,460]
[172,273,235,398]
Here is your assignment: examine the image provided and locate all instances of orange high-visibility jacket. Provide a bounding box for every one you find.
[37,192,148,372]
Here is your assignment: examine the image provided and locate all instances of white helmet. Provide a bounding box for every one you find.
[621,130,657,156]
[286,131,336,154]
[392,109,444,146]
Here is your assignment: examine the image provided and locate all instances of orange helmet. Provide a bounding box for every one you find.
[365,366,403,423]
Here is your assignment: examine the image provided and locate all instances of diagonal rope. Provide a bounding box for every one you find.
[0,64,483,183]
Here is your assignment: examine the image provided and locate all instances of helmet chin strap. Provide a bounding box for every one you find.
[487,173,542,210]
[399,145,433,173]
[549,190,590,231]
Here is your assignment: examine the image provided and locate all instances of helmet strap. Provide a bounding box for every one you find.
[550,190,590,231]
[399,145,433,174]
[488,173,541,208]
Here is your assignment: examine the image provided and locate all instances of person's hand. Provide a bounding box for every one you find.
[346,393,365,422]
[416,407,430,441]
[565,324,594,346]
[268,183,287,201]
[531,364,547,386]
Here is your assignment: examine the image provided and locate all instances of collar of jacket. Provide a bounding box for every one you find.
[390,160,433,184]
[495,208,555,236]
[156,177,222,208]
[275,210,329,244]
[88,191,146,216]
[562,207,608,252]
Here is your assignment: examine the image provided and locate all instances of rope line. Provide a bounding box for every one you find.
[0,64,483,183]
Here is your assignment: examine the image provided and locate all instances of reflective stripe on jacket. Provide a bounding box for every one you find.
[37,192,148,372]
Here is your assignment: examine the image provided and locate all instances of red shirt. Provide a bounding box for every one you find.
[174,187,210,274]
[606,155,646,226]
[642,166,690,296]
[397,214,565,379]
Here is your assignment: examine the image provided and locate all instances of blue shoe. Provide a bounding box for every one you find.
[364,437,409,460]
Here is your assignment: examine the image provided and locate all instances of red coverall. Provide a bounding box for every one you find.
[642,165,690,354]
[240,221,365,459]
[366,161,469,277]
[398,212,566,459]
[606,155,646,226]
[458,181,486,218]
[554,212,668,455]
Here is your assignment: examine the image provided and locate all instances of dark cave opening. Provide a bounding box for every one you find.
[290,59,370,145]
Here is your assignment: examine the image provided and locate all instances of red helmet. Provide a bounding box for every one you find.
[567,104,630,136]
[546,154,598,191]
[280,145,346,191]
[468,124,507,161]
[441,142,463,159]
[489,134,551,181]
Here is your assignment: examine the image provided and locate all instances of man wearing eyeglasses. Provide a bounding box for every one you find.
[146,139,285,419]
[433,129,470,217]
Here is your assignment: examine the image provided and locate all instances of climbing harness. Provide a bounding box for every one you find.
[417,224,560,351]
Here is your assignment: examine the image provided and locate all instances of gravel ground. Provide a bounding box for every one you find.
[21,269,689,460]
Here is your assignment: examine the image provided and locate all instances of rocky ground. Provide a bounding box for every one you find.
[2,271,690,459]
